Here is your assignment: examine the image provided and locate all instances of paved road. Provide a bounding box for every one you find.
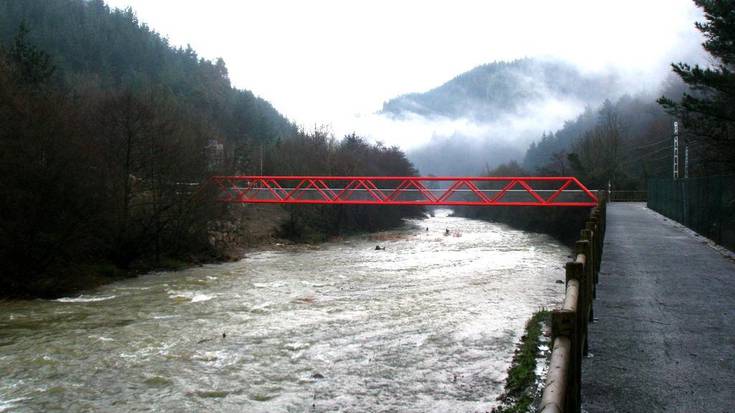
[581,203,735,413]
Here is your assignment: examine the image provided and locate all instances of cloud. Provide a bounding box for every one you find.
[332,95,585,150]
[104,0,708,176]
[314,93,591,175]
[104,0,704,130]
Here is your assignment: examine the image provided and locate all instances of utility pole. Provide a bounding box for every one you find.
[673,121,679,180]
[684,142,689,179]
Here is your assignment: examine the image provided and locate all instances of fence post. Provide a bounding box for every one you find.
[581,228,596,299]
[589,212,601,275]
[584,221,598,291]
[567,261,588,357]
[597,202,607,237]
[600,201,607,236]
[552,309,579,413]
[575,239,593,323]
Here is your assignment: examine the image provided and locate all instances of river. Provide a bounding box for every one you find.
[0,210,567,412]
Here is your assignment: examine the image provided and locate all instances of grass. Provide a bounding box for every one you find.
[493,309,551,413]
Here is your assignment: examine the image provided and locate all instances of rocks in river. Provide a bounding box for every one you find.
[311,373,324,379]
[196,332,225,344]
[294,296,316,304]
[555,279,564,284]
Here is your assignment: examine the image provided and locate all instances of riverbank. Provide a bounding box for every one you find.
[2,205,282,299]
[4,204,425,300]
[493,310,552,413]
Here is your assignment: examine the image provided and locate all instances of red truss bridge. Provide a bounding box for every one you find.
[210,176,599,207]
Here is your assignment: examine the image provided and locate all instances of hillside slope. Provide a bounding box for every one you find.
[0,0,296,145]
[378,59,622,176]
[382,58,619,122]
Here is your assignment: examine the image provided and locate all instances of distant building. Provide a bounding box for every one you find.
[205,139,224,171]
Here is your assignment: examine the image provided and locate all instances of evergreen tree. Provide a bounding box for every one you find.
[7,21,55,87]
[0,0,422,297]
[658,0,735,172]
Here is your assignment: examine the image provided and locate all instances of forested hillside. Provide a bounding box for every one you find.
[463,82,683,242]
[382,58,618,121]
[0,0,421,298]
[0,0,295,144]
[524,0,735,188]
[380,58,623,176]
[473,0,735,244]
[523,93,679,190]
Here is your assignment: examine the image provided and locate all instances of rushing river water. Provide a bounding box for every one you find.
[0,210,568,412]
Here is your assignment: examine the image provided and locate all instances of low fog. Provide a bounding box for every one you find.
[102,0,707,177]
[326,40,706,177]
[323,59,660,176]
[333,94,589,176]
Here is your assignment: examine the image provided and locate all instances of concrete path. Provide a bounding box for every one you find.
[581,203,735,413]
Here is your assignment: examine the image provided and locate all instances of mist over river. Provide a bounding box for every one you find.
[0,210,567,412]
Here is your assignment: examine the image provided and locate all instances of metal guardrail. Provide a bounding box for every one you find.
[540,198,606,413]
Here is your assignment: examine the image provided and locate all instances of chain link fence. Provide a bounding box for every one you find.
[648,176,735,252]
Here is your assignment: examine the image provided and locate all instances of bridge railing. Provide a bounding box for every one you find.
[540,197,606,413]
[209,176,599,207]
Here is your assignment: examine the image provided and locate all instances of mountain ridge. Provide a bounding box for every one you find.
[381,58,620,122]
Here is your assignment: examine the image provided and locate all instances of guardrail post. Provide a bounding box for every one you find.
[590,209,602,275]
[567,261,587,410]
[583,223,598,296]
[552,309,579,413]
[599,201,607,236]
[575,239,593,323]
[571,260,591,349]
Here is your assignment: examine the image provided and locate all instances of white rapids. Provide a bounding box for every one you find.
[0,209,566,412]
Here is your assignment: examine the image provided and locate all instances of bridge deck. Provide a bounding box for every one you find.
[582,203,735,412]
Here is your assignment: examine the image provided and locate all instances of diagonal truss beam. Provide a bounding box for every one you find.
[210,176,599,207]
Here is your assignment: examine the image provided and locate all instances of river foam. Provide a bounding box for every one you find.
[0,211,566,412]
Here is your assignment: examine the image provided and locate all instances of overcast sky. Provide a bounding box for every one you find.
[105,0,704,140]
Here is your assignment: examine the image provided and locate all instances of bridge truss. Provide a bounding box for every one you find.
[210,176,598,207]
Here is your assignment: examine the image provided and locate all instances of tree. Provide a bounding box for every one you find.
[563,100,642,189]
[0,45,103,296]
[7,21,55,87]
[0,0,420,297]
[658,0,735,173]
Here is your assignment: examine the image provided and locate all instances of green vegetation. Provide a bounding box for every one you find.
[526,0,734,185]
[493,310,551,413]
[0,1,421,298]
[658,0,735,174]
[524,95,681,190]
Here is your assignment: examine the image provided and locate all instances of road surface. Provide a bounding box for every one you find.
[582,203,735,412]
